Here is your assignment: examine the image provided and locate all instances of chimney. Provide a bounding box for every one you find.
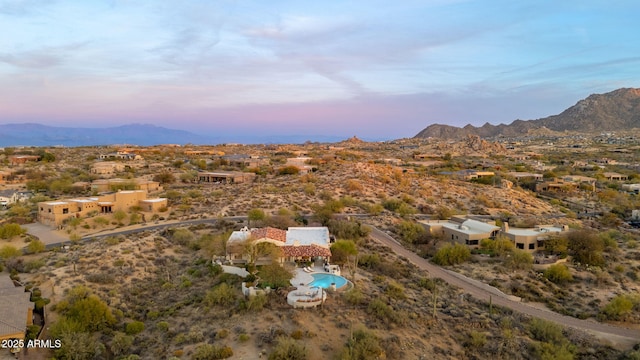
[502,222,509,233]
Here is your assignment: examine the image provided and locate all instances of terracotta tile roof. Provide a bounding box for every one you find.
[281,244,332,258]
[251,227,287,243]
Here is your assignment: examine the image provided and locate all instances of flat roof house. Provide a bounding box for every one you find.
[38,190,167,226]
[501,223,569,251]
[198,171,256,184]
[420,218,500,248]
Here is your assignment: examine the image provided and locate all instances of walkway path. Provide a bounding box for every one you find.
[367,226,640,348]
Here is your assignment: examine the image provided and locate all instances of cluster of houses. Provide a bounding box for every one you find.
[420,216,569,252]
[37,190,167,226]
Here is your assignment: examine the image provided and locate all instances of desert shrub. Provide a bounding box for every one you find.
[529,318,565,344]
[432,243,471,266]
[544,264,572,284]
[0,223,26,239]
[86,273,116,284]
[170,228,195,246]
[26,239,46,254]
[343,288,365,305]
[268,337,308,360]
[125,321,145,335]
[24,259,46,272]
[205,283,238,307]
[466,330,487,349]
[600,294,640,321]
[382,199,402,212]
[384,281,406,300]
[111,332,133,357]
[278,166,300,175]
[327,220,369,240]
[241,293,267,312]
[192,343,234,360]
[504,249,533,271]
[338,327,384,360]
[0,245,21,260]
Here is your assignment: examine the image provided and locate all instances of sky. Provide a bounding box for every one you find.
[1,0,639,142]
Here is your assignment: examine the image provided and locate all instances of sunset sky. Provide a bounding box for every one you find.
[1,1,639,141]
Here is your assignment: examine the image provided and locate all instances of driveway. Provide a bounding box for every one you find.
[23,223,69,246]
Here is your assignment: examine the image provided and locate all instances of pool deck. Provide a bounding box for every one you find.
[290,265,322,286]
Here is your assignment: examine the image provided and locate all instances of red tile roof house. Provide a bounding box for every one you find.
[226,226,332,265]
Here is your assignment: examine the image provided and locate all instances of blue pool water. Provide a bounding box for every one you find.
[309,273,348,289]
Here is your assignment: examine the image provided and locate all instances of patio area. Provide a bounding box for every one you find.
[290,264,322,286]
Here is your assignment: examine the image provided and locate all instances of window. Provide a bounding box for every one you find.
[516,243,524,249]
[62,208,69,214]
[529,243,535,250]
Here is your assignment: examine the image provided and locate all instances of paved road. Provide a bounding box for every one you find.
[367,226,640,345]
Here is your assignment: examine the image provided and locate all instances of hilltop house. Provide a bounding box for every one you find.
[420,217,500,247]
[420,216,569,251]
[226,226,332,264]
[91,178,162,193]
[38,190,167,226]
[198,171,256,184]
[0,276,33,342]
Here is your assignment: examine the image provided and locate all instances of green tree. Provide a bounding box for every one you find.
[258,263,293,289]
[567,230,605,266]
[247,208,266,227]
[330,240,358,265]
[55,286,116,332]
[544,235,569,257]
[153,171,176,184]
[396,220,427,244]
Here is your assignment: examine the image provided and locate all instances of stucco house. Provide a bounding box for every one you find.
[91,178,162,193]
[227,226,332,264]
[500,223,569,251]
[38,190,167,226]
[90,161,126,176]
[198,171,256,184]
[420,217,500,247]
[421,217,569,252]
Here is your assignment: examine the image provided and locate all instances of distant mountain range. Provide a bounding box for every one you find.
[415,88,640,139]
[0,123,347,147]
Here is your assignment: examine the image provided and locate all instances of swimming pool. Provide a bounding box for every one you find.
[309,273,348,289]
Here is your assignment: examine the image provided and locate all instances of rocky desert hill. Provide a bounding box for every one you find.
[415,88,640,139]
